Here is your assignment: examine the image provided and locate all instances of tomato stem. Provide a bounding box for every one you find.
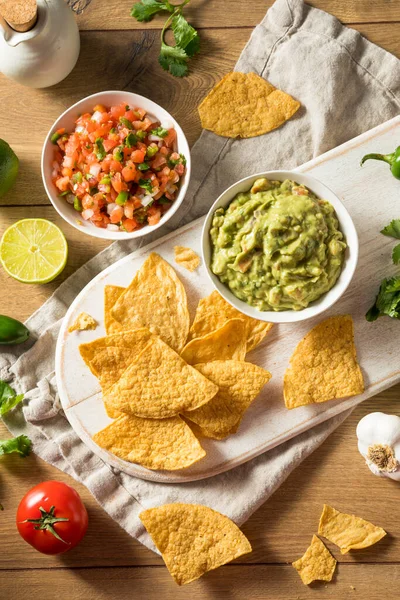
[20,505,70,544]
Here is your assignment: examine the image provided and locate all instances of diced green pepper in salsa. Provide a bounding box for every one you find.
[51,102,186,232]
[210,178,347,312]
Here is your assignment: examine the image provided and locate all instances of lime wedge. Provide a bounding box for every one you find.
[0,139,19,198]
[0,219,68,284]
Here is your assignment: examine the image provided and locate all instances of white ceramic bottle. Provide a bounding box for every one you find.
[0,0,80,88]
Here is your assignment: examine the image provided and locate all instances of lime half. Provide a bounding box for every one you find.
[0,139,19,198]
[0,219,68,284]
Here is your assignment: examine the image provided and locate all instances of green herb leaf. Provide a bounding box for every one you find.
[138,162,150,171]
[95,138,106,161]
[381,219,400,239]
[0,381,23,417]
[125,132,138,148]
[393,243,400,264]
[171,13,200,56]
[131,0,172,22]
[0,435,31,457]
[139,178,153,193]
[150,126,168,138]
[159,42,188,77]
[366,276,400,321]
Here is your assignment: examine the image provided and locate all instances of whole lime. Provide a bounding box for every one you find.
[0,139,19,198]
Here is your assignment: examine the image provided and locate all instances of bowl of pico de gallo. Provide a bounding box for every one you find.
[41,91,191,240]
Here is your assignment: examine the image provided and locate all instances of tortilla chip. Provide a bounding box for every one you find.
[292,535,337,585]
[318,505,386,554]
[184,361,271,439]
[79,329,152,376]
[181,319,246,365]
[92,414,205,470]
[198,72,300,139]
[104,335,218,419]
[174,246,200,272]
[68,312,97,332]
[140,504,252,585]
[104,285,125,334]
[188,291,272,353]
[284,315,364,410]
[111,253,190,353]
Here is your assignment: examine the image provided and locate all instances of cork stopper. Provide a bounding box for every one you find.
[0,0,37,32]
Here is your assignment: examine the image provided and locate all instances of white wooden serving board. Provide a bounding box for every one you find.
[56,116,400,483]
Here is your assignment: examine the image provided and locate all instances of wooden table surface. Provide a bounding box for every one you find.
[1,1,400,598]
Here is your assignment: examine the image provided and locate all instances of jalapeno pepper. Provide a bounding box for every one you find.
[361,146,400,180]
[0,315,29,345]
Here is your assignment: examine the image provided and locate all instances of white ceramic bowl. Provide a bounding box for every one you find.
[202,171,358,324]
[41,91,191,240]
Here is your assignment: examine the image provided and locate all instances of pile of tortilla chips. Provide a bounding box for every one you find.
[198,72,300,138]
[292,504,386,586]
[80,253,272,471]
[140,503,252,585]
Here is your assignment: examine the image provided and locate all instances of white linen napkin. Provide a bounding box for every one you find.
[1,0,400,552]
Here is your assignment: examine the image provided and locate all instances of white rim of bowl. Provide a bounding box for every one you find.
[201,170,359,324]
[41,90,191,240]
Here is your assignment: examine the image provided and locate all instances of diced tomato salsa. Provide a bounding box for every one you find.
[51,102,187,232]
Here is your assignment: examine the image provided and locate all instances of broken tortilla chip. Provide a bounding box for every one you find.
[184,360,271,439]
[68,312,97,333]
[284,315,364,410]
[188,290,272,353]
[111,253,190,353]
[180,318,246,365]
[104,285,125,334]
[292,535,337,585]
[318,505,386,554]
[92,414,205,470]
[198,72,300,138]
[140,503,252,585]
[104,335,218,419]
[174,246,200,272]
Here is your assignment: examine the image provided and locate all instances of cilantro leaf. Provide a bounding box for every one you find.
[131,0,172,22]
[95,138,106,161]
[159,43,188,77]
[0,435,31,457]
[366,276,400,321]
[0,381,23,417]
[381,219,400,239]
[393,243,400,265]
[138,178,153,193]
[171,13,200,56]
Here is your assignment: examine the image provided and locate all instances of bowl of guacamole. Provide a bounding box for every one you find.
[202,171,358,323]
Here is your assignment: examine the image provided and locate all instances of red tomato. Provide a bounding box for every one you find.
[16,481,88,555]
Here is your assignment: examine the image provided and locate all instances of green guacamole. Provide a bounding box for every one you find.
[210,178,347,311]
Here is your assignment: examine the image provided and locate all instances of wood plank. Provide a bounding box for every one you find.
[0,23,399,209]
[3,563,400,599]
[0,392,398,569]
[75,0,400,30]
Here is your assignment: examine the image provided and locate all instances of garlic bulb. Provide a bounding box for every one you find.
[356,412,400,481]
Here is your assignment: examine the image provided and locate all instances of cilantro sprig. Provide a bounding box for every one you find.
[0,381,24,417]
[131,0,200,77]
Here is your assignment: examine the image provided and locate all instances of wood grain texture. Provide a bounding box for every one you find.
[1,3,400,598]
[76,0,400,30]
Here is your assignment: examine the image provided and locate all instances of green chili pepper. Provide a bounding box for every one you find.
[0,316,29,345]
[136,130,146,140]
[51,132,61,144]
[95,138,106,161]
[116,191,129,206]
[72,172,83,183]
[100,176,111,185]
[119,117,133,130]
[114,148,124,162]
[73,197,82,211]
[361,146,400,180]
[138,162,150,171]
[146,145,158,158]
